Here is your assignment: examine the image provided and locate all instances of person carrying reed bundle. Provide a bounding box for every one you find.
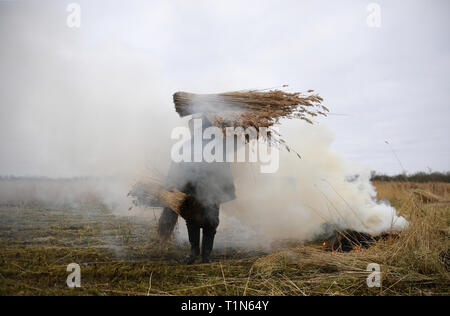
[132,88,326,264]
[169,89,326,264]
[158,115,236,264]
[128,118,235,265]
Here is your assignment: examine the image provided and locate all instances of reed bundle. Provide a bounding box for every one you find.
[174,89,328,157]
[128,181,188,217]
[173,89,328,130]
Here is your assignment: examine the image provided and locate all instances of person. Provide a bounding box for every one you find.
[159,115,236,264]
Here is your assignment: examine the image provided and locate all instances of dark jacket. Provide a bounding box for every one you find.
[165,127,236,207]
[166,160,236,207]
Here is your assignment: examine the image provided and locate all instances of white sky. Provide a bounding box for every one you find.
[0,0,449,176]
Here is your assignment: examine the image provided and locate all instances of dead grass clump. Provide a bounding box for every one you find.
[256,246,370,275]
[373,181,450,203]
[366,202,449,276]
[365,183,449,280]
[412,189,442,203]
[254,250,301,276]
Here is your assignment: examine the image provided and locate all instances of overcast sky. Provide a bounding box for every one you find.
[0,0,449,177]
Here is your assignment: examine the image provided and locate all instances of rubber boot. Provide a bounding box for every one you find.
[186,221,200,264]
[201,229,215,264]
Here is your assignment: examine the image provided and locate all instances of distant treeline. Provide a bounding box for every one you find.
[371,171,450,183]
[1,172,449,184]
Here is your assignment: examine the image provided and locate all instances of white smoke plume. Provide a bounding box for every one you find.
[173,120,407,250]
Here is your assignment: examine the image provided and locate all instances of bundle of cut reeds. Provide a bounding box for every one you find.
[173,89,328,130]
[174,89,328,157]
[128,181,188,217]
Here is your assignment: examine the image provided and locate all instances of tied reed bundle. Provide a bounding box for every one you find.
[173,89,328,157]
[128,181,188,217]
[173,89,328,130]
[128,181,204,223]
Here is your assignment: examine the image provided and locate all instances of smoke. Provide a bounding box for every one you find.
[0,1,179,181]
[0,176,133,213]
[173,120,407,250]
[166,103,407,250]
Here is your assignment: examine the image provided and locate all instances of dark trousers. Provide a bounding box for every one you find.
[186,203,220,260]
[158,207,179,241]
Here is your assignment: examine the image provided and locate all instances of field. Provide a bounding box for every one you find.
[0,181,448,296]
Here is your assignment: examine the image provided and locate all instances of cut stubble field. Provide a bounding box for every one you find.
[0,182,448,296]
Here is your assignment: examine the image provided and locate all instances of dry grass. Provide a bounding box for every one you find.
[373,181,450,204]
[251,182,449,295]
[370,182,449,277]
[231,182,449,295]
[0,181,448,296]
